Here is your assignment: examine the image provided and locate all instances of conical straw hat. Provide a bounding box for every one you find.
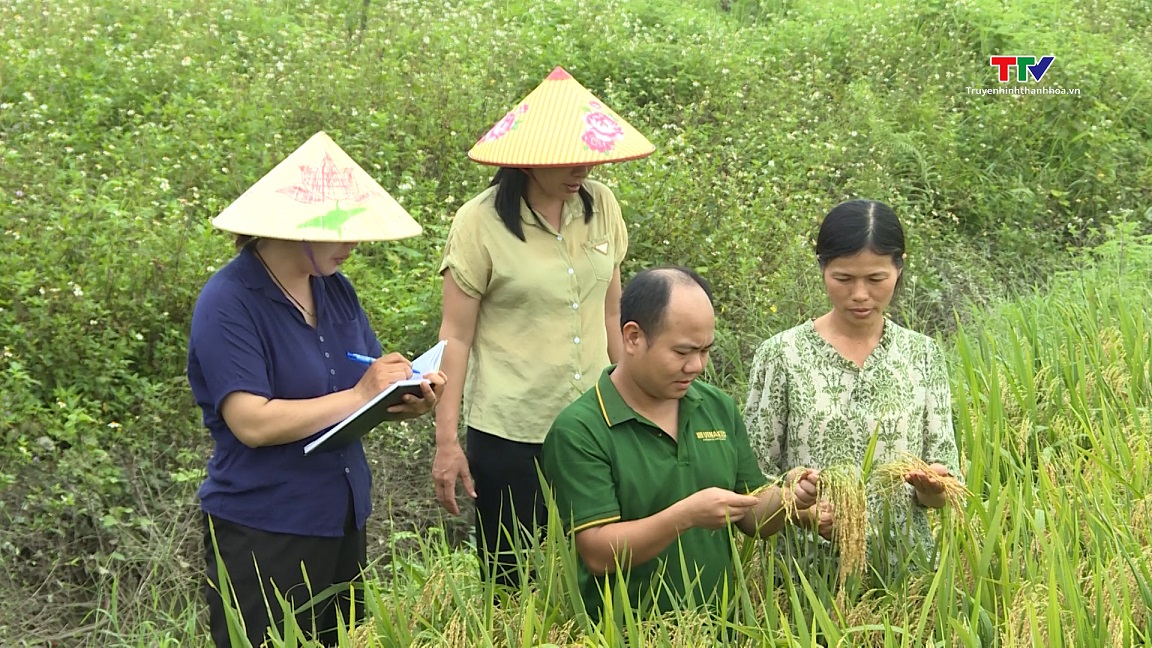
[468,66,655,168]
[212,131,422,242]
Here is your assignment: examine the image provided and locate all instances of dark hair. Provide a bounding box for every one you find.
[490,167,594,241]
[815,199,905,272]
[234,234,258,250]
[620,266,714,338]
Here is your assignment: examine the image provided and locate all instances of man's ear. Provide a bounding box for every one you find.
[621,321,645,354]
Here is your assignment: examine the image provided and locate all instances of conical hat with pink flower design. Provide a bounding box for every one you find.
[212,131,422,242]
[468,66,655,167]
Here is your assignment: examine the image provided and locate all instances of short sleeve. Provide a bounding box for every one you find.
[922,338,962,481]
[438,203,493,299]
[541,413,622,534]
[601,188,629,266]
[743,337,788,480]
[730,409,768,494]
[189,284,272,412]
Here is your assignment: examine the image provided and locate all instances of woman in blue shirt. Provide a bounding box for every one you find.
[187,133,445,647]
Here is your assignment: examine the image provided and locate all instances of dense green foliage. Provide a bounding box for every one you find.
[1,0,1150,643]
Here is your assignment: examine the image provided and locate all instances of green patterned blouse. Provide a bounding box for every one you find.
[743,319,962,580]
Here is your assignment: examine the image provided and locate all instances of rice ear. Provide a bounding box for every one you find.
[819,464,868,591]
[872,453,969,510]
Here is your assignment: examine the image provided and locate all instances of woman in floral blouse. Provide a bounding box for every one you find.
[743,199,962,585]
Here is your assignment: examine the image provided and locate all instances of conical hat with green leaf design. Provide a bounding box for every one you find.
[468,66,655,167]
[211,131,422,242]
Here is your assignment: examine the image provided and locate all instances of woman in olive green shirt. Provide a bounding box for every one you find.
[743,199,962,585]
[431,67,655,587]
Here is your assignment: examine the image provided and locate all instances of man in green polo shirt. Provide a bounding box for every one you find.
[541,266,820,621]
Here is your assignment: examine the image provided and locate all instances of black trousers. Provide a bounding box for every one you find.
[203,506,366,647]
[466,427,547,588]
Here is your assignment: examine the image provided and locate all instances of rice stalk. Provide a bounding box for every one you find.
[1099,326,1126,365]
[774,464,867,593]
[347,622,374,648]
[871,453,969,511]
[1133,493,1152,547]
[1012,417,1033,458]
[542,619,583,646]
[1000,581,1075,647]
[1095,546,1151,647]
[818,464,868,593]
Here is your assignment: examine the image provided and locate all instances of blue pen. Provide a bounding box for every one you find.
[346,352,376,365]
[345,352,421,378]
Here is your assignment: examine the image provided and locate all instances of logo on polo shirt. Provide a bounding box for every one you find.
[695,430,728,441]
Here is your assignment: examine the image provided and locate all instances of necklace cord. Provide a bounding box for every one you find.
[254,249,315,318]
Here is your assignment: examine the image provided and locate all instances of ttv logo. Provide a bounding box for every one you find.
[989,55,1055,82]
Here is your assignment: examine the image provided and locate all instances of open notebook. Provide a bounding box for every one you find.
[304,340,446,455]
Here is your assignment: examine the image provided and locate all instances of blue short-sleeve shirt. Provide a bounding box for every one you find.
[187,246,382,537]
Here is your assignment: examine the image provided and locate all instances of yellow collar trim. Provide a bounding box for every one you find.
[594,381,612,426]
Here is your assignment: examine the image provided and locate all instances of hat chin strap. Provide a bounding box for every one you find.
[302,242,324,276]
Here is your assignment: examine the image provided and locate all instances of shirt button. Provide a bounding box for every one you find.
[556,235,563,241]
[324,352,330,358]
[567,267,575,275]
[344,467,350,474]
[319,336,325,342]
[573,337,581,344]
[330,369,336,375]
[574,373,582,380]
[571,302,579,310]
